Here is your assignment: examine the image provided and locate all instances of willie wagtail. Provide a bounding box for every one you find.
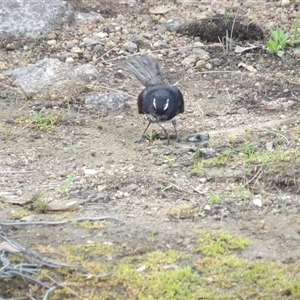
[124,54,184,144]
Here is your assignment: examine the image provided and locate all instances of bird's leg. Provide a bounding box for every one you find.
[171,119,181,142]
[156,120,170,145]
[136,120,152,143]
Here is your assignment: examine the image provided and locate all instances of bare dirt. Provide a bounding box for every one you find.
[1,0,300,298]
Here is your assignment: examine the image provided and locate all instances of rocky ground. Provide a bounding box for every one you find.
[1,0,300,299]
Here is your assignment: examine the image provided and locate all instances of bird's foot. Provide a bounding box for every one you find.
[135,135,146,143]
[174,135,181,142]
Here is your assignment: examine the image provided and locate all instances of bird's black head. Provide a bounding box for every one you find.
[151,97,170,121]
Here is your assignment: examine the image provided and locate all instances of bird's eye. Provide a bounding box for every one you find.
[153,98,157,110]
[163,99,169,111]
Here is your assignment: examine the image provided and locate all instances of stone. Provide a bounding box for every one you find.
[281,0,290,7]
[83,37,101,46]
[70,46,82,53]
[85,92,131,110]
[75,11,103,23]
[0,0,74,37]
[123,41,138,53]
[237,108,248,114]
[4,58,100,99]
[47,40,57,46]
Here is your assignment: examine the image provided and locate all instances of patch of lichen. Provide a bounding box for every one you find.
[4,234,300,299]
[196,230,250,256]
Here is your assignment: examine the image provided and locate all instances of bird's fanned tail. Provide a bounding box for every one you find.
[124,55,164,87]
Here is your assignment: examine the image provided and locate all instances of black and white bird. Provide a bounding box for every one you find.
[124,54,184,144]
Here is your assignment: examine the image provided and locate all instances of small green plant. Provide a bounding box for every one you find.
[228,134,236,144]
[57,174,74,194]
[267,17,300,57]
[164,155,176,165]
[266,27,289,57]
[148,232,156,242]
[289,15,300,47]
[30,190,49,213]
[4,126,10,137]
[32,110,61,131]
[17,110,62,131]
[240,143,256,163]
[212,151,231,166]
[208,194,221,205]
[145,130,154,142]
[192,161,204,176]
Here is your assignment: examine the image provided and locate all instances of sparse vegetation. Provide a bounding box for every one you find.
[267,16,300,57]
[17,110,63,131]
[57,174,74,194]
[30,190,49,213]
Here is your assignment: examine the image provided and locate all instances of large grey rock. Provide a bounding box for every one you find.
[4,58,100,99]
[0,0,74,37]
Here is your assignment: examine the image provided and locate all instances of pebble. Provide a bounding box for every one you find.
[66,41,75,49]
[237,108,248,115]
[65,57,74,64]
[47,39,57,46]
[84,169,98,175]
[123,40,137,53]
[47,33,56,39]
[253,197,262,207]
[70,46,82,53]
[282,100,295,109]
[281,0,290,7]
[96,32,108,38]
[83,37,100,46]
[0,61,7,70]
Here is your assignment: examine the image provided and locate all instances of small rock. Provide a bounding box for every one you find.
[293,48,300,58]
[105,40,117,49]
[136,265,147,272]
[96,32,108,39]
[85,92,130,110]
[205,63,213,70]
[66,41,75,49]
[120,184,139,193]
[123,41,137,53]
[47,33,56,39]
[163,264,179,270]
[199,148,217,159]
[65,57,74,64]
[281,0,290,6]
[282,100,295,109]
[153,41,169,49]
[196,60,206,68]
[164,19,180,31]
[70,46,82,53]
[186,133,210,142]
[237,108,248,114]
[65,201,79,210]
[265,141,274,151]
[213,58,222,66]
[193,42,205,47]
[253,197,262,207]
[150,6,172,14]
[192,48,210,60]
[204,204,211,211]
[0,62,7,70]
[47,39,57,46]
[181,55,197,67]
[84,169,98,175]
[83,37,101,46]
